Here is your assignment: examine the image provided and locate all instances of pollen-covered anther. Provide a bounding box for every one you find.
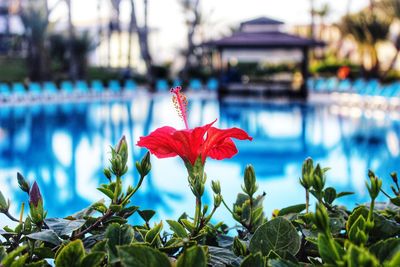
[170,86,189,129]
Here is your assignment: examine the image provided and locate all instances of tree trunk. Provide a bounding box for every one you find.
[182,0,200,81]
[66,0,78,80]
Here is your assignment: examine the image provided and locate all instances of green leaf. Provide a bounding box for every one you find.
[370,238,400,263]
[55,240,85,267]
[0,247,5,262]
[166,220,188,238]
[145,222,163,246]
[240,252,265,267]
[91,240,107,253]
[1,245,26,267]
[208,246,241,267]
[348,215,367,245]
[97,187,114,200]
[386,251,400,267]
[324,187,336,204]
[336,191,354,199]
[33,247,55,259]
[346,206,369,232]
[345,244,379,267]
[268,258,300,267]
[180,219,195,232]
[44,218,86,236]
[278,204,306,216]
[117,245,171,267]
[26,230,63,246]
[249,217,300,258]
[25,260,49,267]
[105,223,135,263]
[390,197,400,207]
[9,253,28,267]
[138,210,156,222]
[81,252,106,267]
[176,246,207,267]
[317,234,339,265]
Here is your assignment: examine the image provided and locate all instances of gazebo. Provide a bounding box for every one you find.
[203,17,324,98]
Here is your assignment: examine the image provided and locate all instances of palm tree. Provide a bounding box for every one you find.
[338,10,392,77]
[108,0,122,67]
[65,0,78,80]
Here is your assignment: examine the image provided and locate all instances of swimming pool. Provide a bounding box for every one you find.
[0,93,399,226]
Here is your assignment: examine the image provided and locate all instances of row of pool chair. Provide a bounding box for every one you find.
[309,78,400,109]
[0,78,219,104]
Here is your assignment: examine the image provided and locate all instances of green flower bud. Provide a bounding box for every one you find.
[115,136,128,166]
[366,171,382,200]
[17,172,30,194]
[0,190,9,212]
[139,152,151,177]
[313,164,325,193]
[300,158,314,189]
[214,194,222,207]
[211,180,221,195]
[103,168,112,181]
[233,236,247,256]
[243,165,258,196]
[314,204,329,232]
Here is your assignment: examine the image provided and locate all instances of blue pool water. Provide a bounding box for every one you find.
[0,93,399,227]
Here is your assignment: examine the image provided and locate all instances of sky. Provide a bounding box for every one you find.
[48,0,371,63]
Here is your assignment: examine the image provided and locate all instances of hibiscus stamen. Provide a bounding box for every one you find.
[171,86,189,129]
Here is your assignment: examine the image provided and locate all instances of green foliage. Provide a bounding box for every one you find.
[249,217,301,259]
[1,138,400,266]
[117,245,171,267]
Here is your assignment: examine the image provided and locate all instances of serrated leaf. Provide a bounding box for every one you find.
[117,245,171,267]
[278,204,306,216]
[44,218,86,236]
[249,217,300,259]
[138,210,156,222]
[91,240,107,253]
[105,223,135,263]
[166,220,188,238]
[26,230,63,246]
[176,246,207,267]
[55,240,85,267]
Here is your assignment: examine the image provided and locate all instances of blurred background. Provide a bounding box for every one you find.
[0,0,399,225]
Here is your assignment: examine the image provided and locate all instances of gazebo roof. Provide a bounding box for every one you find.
[204,31,324,49]
[240,17,284,26]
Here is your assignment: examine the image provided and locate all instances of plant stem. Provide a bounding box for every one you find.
[71,210,113,240]
[121,174,145,206]
[4,210,19,222]
[380,189,391,199]
[221,197,234,216]
[193,197,202,233]
[305,189,310,213]
[368,198,375,223]
[113,176,121,204]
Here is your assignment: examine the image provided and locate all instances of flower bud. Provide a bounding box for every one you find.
[17,172,30,194]
[29,181,45,225]
[366,171,382,200]
[244,165,257,196]
[103,168,112,181]
[0,190,9,212]
[214,194,222,207]
[233,236,247,256]
[211,180,221,195]
[391,172,398,184]
[139,152,151,177]
[300,158,314,189]
[312,164,325,193]
[314,204,329,232]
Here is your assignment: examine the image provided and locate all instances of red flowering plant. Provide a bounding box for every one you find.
[137,86,252,236]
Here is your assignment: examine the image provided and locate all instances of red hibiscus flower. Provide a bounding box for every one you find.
[137,86,252,166]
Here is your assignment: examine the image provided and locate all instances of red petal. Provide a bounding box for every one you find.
[208,138,238,160]
[136,126,178,158]
[202,127,252,162]
[172,120,216,165]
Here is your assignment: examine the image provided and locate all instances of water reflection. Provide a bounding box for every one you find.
[0,95,399,227]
